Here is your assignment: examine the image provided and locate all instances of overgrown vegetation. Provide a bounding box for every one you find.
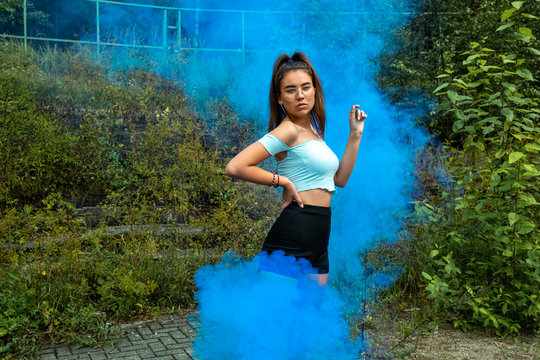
[378,0,539,141]
[0,42,278,358]
[376,0,539,337]
[1,0,538,357]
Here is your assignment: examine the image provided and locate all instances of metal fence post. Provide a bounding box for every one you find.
[163,9,167,50]
[177,10,181,48]
[23,0,27,49]
[96,0,100,60]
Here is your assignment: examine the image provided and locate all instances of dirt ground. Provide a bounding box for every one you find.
[361,305,539,360]
[402,327,539,360]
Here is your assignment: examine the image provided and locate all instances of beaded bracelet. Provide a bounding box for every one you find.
[269,170,280,188]
[269,171,276,187]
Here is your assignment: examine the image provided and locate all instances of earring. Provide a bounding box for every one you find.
[280,103,288,116]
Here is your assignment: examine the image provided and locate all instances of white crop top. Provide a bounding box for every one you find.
[257,133,340,193]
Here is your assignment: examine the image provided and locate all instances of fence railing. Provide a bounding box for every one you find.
[1,0,488,65]
[0,0,416,63]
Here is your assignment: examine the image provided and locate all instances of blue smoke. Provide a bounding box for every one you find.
[24,0,431,357]
[193,250,361,359]
[169,1,431,357]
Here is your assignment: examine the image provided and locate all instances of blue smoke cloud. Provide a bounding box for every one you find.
[169,0,431,357]
[193,250,362,359]
[24,0,431,357]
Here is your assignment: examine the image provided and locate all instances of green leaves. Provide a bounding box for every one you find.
[515,220,536,234]
[453,120,464,132]
[508,212,519,226]
[503,249,514,257]
[433,82,449,93]
[422,272,433,280]
[518,27,536,39]
[516,68,535,81]
[496,21,515,31]
[511,1,524,9]
[447,90,458,103]
[514,33,531,42]
[521,13,540,19]
[501,108,514,121]
[499,3,523,27]
[501,8,518,22]
[528,47,540,56]
[509,151,524,164]
[524,143,540,151]
[518,193,538,206]
[463,53,489,65]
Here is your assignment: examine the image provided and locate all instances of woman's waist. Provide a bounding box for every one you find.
[297,188,332,207]
[285,199,331,215]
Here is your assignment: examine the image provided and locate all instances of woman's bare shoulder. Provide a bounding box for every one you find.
[269,119,298,147]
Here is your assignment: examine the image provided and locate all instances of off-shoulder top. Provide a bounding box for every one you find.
[257,133,340,193]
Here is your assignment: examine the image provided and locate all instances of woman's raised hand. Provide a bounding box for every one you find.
[280,176,303,215]
[349,104,367,136]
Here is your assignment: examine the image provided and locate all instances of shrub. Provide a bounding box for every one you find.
[409,1,539,335]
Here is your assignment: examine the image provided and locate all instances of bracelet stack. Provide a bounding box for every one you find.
[269,170,280,188]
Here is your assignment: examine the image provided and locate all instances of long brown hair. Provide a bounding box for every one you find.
[268,52,326,138]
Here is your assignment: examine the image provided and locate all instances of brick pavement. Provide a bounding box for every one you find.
[37,311,200,360]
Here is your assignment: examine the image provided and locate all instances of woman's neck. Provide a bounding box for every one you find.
[286,114,321,138]
[288,114,311,128]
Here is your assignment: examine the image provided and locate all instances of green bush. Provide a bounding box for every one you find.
[0,214,209,357]
[377,0,539,141]
[408,2,539,336]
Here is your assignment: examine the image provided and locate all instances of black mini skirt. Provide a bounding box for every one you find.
[258,202,331,274]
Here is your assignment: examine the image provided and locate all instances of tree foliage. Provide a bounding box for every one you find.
[0,0,50,32]
[398,0,539,335]
[377,0,539,141]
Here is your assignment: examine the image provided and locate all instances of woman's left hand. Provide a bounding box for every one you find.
[349,104,367,136]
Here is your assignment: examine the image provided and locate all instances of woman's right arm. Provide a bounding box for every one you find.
[224,141,281,186]
[224,124,304,213]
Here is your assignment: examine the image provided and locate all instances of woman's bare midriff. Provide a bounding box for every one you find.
[296,188,332,207]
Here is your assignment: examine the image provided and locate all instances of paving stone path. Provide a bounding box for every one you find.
[38,312,200,360]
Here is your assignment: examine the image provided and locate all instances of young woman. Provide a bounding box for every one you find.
[224,52,366,287]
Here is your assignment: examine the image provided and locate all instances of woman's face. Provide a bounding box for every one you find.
[277,69,316,119]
